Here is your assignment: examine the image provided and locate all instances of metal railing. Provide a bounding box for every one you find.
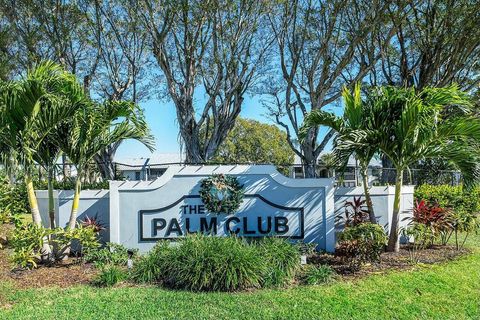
[26,161,463,187]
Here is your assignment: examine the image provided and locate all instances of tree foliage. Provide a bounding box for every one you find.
[211,118,294,169]
[264,0,398,177]
[136,0,273,162]
[373,0,480,90]
[336,86,480,251]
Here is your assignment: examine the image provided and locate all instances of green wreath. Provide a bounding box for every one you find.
[199,174,244,214]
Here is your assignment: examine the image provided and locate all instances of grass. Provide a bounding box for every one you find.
[0,234,479,319]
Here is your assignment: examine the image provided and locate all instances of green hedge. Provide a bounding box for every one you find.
[0,176,29,225]
[414,184,480,214]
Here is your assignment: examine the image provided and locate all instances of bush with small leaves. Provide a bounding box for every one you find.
[337,223,387,265]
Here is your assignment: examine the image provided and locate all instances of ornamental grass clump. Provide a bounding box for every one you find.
[161,234,266,291]
[130,241,171,284]
[131,234,302,291]
[257,237,300,287]
[298,264,335,285]
[93,264,128,287]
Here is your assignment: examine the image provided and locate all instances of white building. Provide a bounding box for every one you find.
[116,152,382,186]
[116,153,184,181]
[291,153,382,187]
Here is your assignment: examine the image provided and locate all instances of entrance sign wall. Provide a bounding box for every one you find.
[36,165,415,253]
[109,165,336,252]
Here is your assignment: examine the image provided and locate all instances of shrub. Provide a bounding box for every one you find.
[35,179,109,190]
[92,264,128,287]
[257,237,300,287]
[0,177,28,226]
[10,246,37,269]
[298,265,335,285]
[160,235,266,291]
[80,216,106,233]
[337,223,387,264]
[415,184,480,215]
[408,200,453,246]
[130,242,170,284]
[340,196,370,227]
[9,223,100,269]
[83,243,137,267]
[402,224,432,264]
[451,210,480,249]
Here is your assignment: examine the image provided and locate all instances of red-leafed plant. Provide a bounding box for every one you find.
[341,196,370,227]
[81,215,106,233]
[408,199,453,246]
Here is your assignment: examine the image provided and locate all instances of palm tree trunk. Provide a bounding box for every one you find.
[25,174,42,226]
[361,166,376,223]
[62,154,68,182]
[68,177,82,230]
[25,173,52,261]
[387,169,403,252]
[47,168,56,229]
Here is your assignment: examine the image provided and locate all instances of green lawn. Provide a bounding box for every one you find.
[1,235,479,320]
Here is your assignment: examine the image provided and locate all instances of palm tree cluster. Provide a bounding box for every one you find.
[0,62,155,233]
[301,84,480,252]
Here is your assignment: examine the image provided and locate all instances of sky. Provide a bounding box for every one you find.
[115,93,343,161]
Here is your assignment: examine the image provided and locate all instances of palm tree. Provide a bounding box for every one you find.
[0,62,85,227]
[301,84,378,223]
[58,100,155,230]
[342,86,480,252]
[318,153,336,178]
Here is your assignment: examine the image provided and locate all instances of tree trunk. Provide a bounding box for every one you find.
[25,174,52,260]
[301,144,317,178]
[68,177,82,230]
[387,169,403,252]
[62,154,69,181]
[47,168,56,229]
[95,144,119,180]
[25,174,42,226]
[184,133,205,164]
[361,166,376,223]
[381,155,395,184]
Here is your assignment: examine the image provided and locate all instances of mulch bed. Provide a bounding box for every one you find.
[0,224,98,290]
[0,221,471,290]
[308,244,470,278]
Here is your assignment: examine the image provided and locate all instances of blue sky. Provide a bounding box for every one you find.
[115,94,342,160]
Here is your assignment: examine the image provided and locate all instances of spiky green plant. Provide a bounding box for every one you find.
[57,100,155,229]
[333,86,480,251]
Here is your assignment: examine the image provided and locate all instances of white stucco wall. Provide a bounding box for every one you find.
[36,167,414,252]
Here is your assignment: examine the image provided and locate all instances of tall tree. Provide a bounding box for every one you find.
[343,86,480,252]
[58,100,154,230]
[301,83,378,223]
[264,0,398,177]
[137,0,273,162]
[210,117,294,174]
[91,0,154,179]
[0,0,154,180]
[372,0,480,178]
[373,0,480,90]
